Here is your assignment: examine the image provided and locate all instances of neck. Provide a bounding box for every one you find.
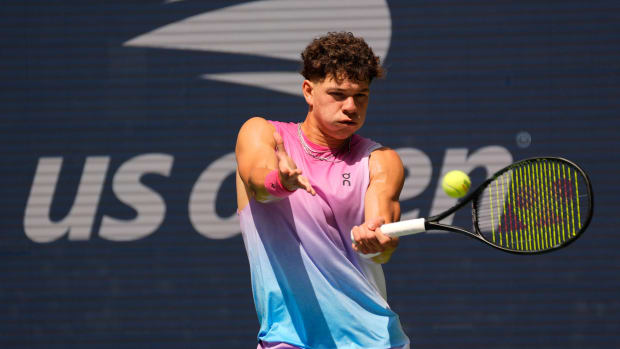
[300,118,349,149]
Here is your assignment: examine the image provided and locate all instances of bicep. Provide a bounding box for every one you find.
[364,148,405,223]
[235,117,278,187]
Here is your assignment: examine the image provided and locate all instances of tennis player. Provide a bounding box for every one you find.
[236,32,410,348]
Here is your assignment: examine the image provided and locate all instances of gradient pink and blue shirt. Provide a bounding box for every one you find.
[239,121,410,348]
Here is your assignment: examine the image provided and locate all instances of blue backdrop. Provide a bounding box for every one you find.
[2,1,619,347]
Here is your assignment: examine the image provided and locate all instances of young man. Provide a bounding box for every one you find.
[236,32,410,348]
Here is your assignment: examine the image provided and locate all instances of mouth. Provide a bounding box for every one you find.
[339,120,357,126]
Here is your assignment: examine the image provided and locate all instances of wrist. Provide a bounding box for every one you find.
[264,169,295,197]
[371,248,395,264]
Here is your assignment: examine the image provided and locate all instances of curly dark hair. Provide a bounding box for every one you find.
[300,32,384,83]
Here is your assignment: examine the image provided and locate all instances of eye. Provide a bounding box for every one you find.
[329,92,346,100]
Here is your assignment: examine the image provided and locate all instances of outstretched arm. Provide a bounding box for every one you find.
[235,117,315,203]
[351,147,405,264]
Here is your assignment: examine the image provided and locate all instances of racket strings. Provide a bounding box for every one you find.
[476,159,589,252]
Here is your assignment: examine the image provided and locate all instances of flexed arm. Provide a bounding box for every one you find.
[351,147,405,263]
[235,117,315,203]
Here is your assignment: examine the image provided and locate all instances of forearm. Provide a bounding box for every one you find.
[370,198,401,264]
[362,147,405,264]
[365,193,400,224]
[248,167,277,203]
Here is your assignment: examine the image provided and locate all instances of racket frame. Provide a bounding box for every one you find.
[423,157,593,254]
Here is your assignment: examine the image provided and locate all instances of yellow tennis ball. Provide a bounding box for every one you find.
[442,170,471,198]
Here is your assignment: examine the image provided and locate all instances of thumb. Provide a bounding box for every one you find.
[273,132,286,155]
[367,216,386,230]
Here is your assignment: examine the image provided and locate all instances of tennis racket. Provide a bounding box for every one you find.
[356,157,593,255]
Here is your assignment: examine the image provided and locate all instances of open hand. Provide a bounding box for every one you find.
[274,132,316,196]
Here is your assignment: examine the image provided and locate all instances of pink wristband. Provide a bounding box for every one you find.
[264,170,295,197]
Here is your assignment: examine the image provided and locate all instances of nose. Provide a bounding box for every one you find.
[342,96,357,115]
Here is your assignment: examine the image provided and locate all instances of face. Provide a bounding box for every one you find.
[303,75,370,140]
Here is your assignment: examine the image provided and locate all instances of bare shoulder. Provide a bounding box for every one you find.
[238,116,275,138]
[369,147,404,179]
[236,117,276,151]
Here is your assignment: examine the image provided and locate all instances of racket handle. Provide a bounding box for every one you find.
[380,218,426,237]
[351,218,426,259]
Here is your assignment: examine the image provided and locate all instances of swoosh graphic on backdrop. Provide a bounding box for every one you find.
[124,0,391,96]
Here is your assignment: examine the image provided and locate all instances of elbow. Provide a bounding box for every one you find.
[250,185,280,203]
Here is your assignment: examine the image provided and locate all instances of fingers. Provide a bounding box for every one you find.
[274,131,299,169]
[296,174,316,196]
[277,165,315,195]
[274,132,292,166]
[351,223,382,254]
[273,132,285,153]
[351,226,362,251]
[273,131,316,196]
[274,132,298,175]
[279,166,301,178]
[351,218,398,255]
[286,172,316,196]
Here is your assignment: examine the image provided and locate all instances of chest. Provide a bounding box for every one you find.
[294,151,369,223]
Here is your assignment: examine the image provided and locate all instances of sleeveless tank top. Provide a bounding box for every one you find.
[239,121,410,348]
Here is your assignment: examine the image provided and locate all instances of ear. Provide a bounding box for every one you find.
[302,80,314,106]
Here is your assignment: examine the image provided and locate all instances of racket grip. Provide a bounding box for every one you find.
[351,218,426,259]
[380,218,426,237]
